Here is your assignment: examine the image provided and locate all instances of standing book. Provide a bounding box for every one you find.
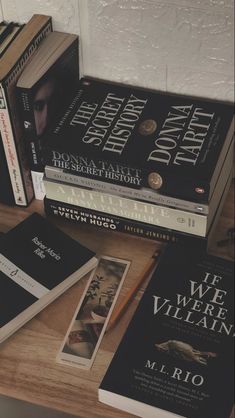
[16,30,79,199]
[0,14,53,206]
[42,77,234,203]
[0,134,14,205]
[99,244,234,418]
[0,212,97,344]
[0,22,23,58]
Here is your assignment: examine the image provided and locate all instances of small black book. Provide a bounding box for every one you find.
[99,245,234,418]
[42,77,234,203]
[0,213,97,344]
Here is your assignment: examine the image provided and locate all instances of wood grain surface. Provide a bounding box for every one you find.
[0,181,234,418]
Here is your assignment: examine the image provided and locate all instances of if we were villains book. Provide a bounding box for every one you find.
[99,244,234,418]
[0,213,97,344]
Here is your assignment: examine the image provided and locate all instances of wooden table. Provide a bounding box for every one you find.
[0,182,234,418]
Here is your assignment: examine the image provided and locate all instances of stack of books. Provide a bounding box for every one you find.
[41,77,234,248]
[0,15,53,206]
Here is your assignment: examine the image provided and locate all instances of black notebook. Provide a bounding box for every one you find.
[99,244,234,418]
[0,213,97,343]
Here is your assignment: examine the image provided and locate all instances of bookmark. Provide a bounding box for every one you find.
[57,255,130,369]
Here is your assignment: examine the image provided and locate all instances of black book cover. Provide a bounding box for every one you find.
[99,245,234,418]
[0,212,97,342]
[42,77,234,202]
[17,32,79,171]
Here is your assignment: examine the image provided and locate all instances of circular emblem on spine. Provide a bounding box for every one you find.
[148,172,163,190]
[195,187,205,194]
[177,218,186,224]
[139,119,157,136]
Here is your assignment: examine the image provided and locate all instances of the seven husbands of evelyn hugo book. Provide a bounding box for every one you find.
[0,213,97,344]
[99,244,234,418]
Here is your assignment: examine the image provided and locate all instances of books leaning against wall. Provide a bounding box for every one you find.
[0,14,53,207]
[16,30,79,200]
[0,21,23,58]
[0,20,24,205]
[98,244,234,418]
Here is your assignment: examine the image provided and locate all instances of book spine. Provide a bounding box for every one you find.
[45,147,210,203]
[0,19,52,206]
[44,197,206,247]
[31,171,45,200]
[0,85,28,206]
[43,179,208,237]
[0,24,23,58]
[17,87,42,169]
[45,165,209,214]
[0,133,14,205]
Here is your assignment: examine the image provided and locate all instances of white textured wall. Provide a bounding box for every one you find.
[0,0,80,33]
[1,0,234,102]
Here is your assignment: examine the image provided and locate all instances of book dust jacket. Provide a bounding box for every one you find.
[43,78,234,202]
[99,245,234,418]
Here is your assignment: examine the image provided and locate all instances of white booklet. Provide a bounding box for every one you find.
[57,255,130,369]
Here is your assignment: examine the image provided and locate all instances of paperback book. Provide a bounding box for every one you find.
[42,77,234,203]
[0,212,97,344]
[99,244,234,418]
[16,30,79,199]
[0,134,14,205]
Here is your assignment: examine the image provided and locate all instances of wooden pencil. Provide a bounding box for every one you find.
[106,249,161,332]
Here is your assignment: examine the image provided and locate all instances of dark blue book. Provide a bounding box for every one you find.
[99,244,234,418]
[0,213,97,343]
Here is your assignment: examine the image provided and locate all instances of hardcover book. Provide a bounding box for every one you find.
[42,77,234,203]
[16,30,79,199]
[0,14,53,206]
[0,212,97,344]
[99,245,234,418]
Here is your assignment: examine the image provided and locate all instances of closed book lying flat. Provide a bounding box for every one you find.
[42,77,234,203]
[99,244,234,418]
[0,213,97,344]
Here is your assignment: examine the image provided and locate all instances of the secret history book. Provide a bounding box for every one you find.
[99,244,234,418]
[42,77,234,202]
[0,213,97,344]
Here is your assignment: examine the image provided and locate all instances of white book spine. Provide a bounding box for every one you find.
[0,84,26,206]
[43,179,208,237]
[31,171,45,200]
